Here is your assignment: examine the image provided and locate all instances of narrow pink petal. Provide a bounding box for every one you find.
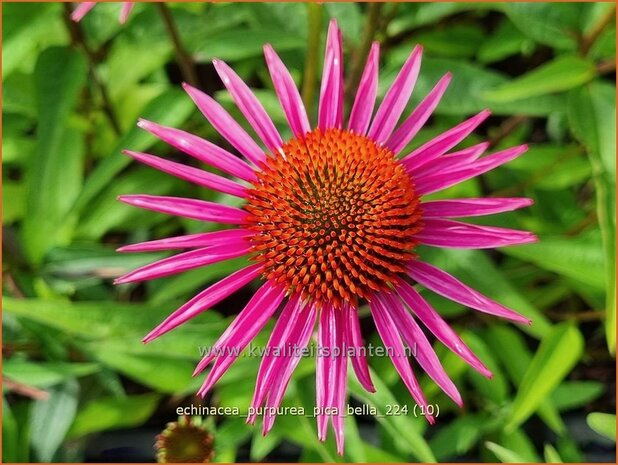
[396,279,492,377]
[415,145,528,195]
[117,229,251,253]
[197,283,286,396]
[213,59,283,154]
[137,119,256,182]
[193,282,284,376]
[347,42,379,135]
[402,110,491,172]
[119,3,134,23]
[344,303,375,392]
[406,260,531,324]
[247,294,301,424]
[316,303,336,440]
[143,264,262,343]
[412,142,489,179]
[118,194,248,224]
[370,293,434,424]
[71,2,96,21]
[421,198,534,218]
[318,20,344,130]
[263,44,310,138]
[182,83,266,166]
[380,292,462,406]
[386,73,451,154]
[262,302,317,434]
[368,45,423,144]
[114,242,250,284]
[415,218,538,249]
[332,307,348,455]
[123,150,247,198]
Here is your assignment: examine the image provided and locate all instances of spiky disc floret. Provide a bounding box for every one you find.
[155,416,215,463]
[245,128,423,307]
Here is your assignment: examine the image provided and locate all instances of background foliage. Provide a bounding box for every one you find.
[2,1,616,462]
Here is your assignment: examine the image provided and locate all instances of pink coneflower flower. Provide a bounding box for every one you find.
[117,20,536,454]
[71,2,134,23]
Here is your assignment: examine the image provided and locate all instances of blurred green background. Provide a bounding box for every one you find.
[2,1,616,462]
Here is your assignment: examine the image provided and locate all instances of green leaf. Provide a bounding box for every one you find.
[3,359,99,389]
[544,444,563,463]
[483,56,596,103]
[29,379,79,461]
[477,19,535,64]
[504,3,588,50]
[506,323,584,431]
[502,233,606,290]
[68,393,160,438]
[587,413,616,441]
[2,397,19,463]
[2,181,26,224]
[499,428,541,462]
[551,381,605,411]
[429,413,489,461]
[485,441,528,463]
[348,369,436,462]
[568,82,616,354]
[20,47,87,264]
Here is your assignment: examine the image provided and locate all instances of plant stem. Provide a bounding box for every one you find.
[62,3,122,135]
[302,2,324,118]
[345,2,383,104]
[156,3,199,87]
[580,5,616,55]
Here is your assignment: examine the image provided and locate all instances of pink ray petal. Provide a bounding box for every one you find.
[119,3,134,24]
[118,194,248,224]
[316,303,337,440]
[402,110,491,172]
[182,83,266,166]
[114,241,250,285]
[421,198,534,218]
[412,142,489,179]
[143,264,262,343]
[213,59,283,154]
[263,44,311,138]
[368,45,423,144]
[344,302,375,392]
[414,144,528,195]
[123,150,248,198]
[197,283,286,396]
[370,293,434,424]
[396,279,492,377]
[414,218,538,249]
[332,307,348,455]
[247,294,302,424]
[262,301,317,434]
[137,119,256,182]
[347,42,379,135]
[379,292,462,406]
[318,20,344,130]
[386,73,451,154]
[406,260,531,324]
[71,2,96,21]
[117,228,251,253]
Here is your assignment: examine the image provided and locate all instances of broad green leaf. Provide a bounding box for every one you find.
[68,394,160,438]
[506,323,584,431]
[2,181,26,223]
[429,413,489,461]
[250,429,281,462]
[483,56,596,103]
[544,444,563,463]
[502,233,606,290]
[29,379,79,461]
[414,25,486,58]
[551,381,605,411]
[485,441,528,463]
[477,19,535,64]
[568,82,616,354]
[21,47,86,264]
[504,3,588,50]
[499,428,541,463]
[2,397,19,463]
[587,413,616,441]
[3,359,99,389]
